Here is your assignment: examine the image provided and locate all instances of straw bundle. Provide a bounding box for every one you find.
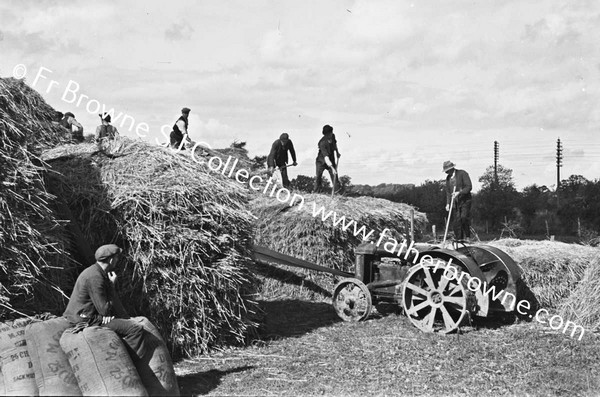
[0,77,75,317]
[251,193,427,299]
[488,239,598,309]
[46,138,259,357]
[559,254,600,332]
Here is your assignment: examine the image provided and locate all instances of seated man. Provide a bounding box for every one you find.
[63,244,146,360]
[95,113,119,142]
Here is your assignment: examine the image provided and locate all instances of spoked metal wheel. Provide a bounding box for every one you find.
[332,278,372,322]
[402,261,475,333]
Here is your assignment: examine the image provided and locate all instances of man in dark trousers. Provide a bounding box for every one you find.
[63,244,147,361]
[170,107,191,149]
[267,133,297,188]
[444,160,472,241]
[314,124,341,193]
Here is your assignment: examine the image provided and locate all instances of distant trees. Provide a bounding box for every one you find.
[474,165,520,231]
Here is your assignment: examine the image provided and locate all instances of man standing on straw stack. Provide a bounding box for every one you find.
[314,124,341,194]
[63,244,147,361]
[170,107,191,149]
[443,161,472,242]
[267,133,297,188]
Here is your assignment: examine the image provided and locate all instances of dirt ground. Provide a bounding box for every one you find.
[175,299,600,396]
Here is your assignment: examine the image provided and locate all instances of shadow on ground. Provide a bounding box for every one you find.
[256,300,341,340]
[178,365,254,396]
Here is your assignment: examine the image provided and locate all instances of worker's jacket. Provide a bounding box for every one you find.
[446,169,472,205]
[63,263,128,325]
[267,139,296,168]
[316,132,338,166]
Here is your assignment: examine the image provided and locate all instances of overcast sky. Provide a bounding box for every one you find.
[1,0,599,190]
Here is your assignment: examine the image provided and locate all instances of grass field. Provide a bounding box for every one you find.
[175,299,600,396]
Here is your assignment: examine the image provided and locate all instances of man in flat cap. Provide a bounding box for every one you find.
[267,133,297,188]
[170,107,191,150]
[63,244,146,360]
[443,161,472,241]
[57,111,84,143]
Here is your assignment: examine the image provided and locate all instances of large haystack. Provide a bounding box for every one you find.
[45,139,259,358]
[488,239,598,309]
[251,193,427,299]
[559,254,600,332]
[0,77,75,316]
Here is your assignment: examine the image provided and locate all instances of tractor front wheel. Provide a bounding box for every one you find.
[332,278,372,322]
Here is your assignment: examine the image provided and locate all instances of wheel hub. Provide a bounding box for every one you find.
[430,291,443,306]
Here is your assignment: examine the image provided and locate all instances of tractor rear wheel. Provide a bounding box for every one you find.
[402,261,476,333]
[332,278,372,322]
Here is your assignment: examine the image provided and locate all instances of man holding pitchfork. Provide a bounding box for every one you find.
[443,161,473,242]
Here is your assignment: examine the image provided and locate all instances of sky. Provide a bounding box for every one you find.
[1,0,599,191]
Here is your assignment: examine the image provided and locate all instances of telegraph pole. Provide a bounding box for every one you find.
[494,141,499,186]
[556,138,563,206]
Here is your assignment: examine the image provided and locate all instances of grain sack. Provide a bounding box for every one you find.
[25,317,81,396]
[0,318,38,396]
[0,364,5,395]
[131,317,179,396]
[60,326,147,396]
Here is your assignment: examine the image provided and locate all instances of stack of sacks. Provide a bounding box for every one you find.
[0,318,37,395]
[0,315,179,396]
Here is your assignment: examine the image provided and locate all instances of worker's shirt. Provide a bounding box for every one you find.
[95,124,119,140]
[63,263,124,324]
[267,139,296,167]
[176,119,187,135]
[445,169,472,205]
[316,133,337,165]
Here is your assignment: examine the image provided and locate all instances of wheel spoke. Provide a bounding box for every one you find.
[425,307,437,330]
[406,299,430,316]
[444,296,465,305]
[438,271,451,292]
[447,283,463,296]
[422,266,436,290]
[405,282,428,297]
[440,305,457,331]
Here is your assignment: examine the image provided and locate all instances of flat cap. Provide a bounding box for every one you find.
[181,107,191,114]
[95,244,122,262]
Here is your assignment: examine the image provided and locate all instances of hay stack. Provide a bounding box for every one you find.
[559,254,600,332]
[487,239,598,309]
[0,77,75,317]
[251,193,427,299]
[46,138,259,358]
